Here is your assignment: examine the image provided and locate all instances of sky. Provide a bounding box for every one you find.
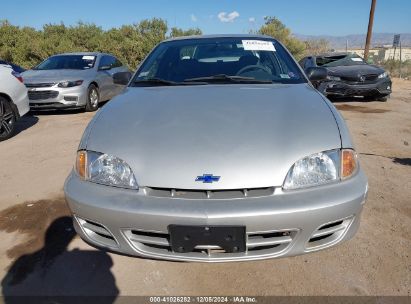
[1,0,410,36]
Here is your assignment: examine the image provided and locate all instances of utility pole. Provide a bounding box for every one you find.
[399,40,402,78]
[364,0,377,61]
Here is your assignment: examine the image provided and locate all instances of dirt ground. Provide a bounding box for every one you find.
[0,79,410,297]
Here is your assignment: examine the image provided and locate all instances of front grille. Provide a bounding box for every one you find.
[327,87,379,96]
[306,216,353,250]
[364,74,378,81]
[25,82,56,88]
[341,74,378,84]
[123,228,297,259]
[77,217,118,248]
[28,90,59,100]
[145,187,275,200]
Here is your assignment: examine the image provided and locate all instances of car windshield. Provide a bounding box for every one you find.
[316,54,366,67]
[34,55,96,70]
[131,37,306,85]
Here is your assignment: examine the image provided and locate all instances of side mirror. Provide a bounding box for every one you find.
[113,72,132,85]
[99,65,112,71]
[306,67,328,81]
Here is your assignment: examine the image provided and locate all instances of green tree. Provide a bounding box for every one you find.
[257,17,306,59]
[0,19,204,70]
[170,27,202,38]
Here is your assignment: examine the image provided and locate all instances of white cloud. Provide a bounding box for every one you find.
[249,17,256,23]
[190,14,197,22]
[217,11,240,23]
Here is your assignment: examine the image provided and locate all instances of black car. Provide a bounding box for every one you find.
[299,53,391,101]
[0,60,26,73]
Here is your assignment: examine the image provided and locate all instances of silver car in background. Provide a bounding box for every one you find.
[65,35,368,262]
[22,52,130,111]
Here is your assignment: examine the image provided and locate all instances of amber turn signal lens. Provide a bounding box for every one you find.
[76,151,87,179]
[341,149,357,179]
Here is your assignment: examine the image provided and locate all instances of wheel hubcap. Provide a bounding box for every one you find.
[0,100,14,136]
[90,89,99,107]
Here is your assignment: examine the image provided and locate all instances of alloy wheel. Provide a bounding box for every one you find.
[0,99,15,138]
[89,89,99,107]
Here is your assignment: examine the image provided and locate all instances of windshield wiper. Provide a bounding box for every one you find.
[132,78,207,87]
[131,78,179,86]
[184,74,273,84]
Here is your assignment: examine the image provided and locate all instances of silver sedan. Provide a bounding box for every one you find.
[64,35,368,262]
[22,52,130,111]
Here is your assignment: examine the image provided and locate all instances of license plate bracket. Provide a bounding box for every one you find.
[168,225,246,253]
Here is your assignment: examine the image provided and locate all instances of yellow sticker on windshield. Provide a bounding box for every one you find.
[242,40,276,51]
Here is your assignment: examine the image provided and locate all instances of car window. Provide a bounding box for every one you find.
[99,55,116,69]
[134,38,306,84]
[35,55,96,70]
[316,54,366,67]
[99,55,123,69]
[112,57,123,68]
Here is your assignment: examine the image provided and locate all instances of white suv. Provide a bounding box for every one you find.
[0,64,30,141]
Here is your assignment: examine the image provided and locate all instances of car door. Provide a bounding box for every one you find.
[96,55,117,100]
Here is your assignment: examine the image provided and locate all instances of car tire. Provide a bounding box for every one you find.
[0,96,16,142]
[375,95,389,102]
[85,84,100,112]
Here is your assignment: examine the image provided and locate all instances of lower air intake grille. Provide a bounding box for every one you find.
[306,216,354,250]
[123,228,297,259]
[77,217,118,248]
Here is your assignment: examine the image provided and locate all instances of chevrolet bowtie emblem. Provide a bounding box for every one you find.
[195,174,220,183]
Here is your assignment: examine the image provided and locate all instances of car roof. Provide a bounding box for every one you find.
[316,52,351,57]
[302,52,353,60]
[163,34,277,43]
[51,52,109,57]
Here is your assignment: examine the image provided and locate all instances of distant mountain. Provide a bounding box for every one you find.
[295,33,411,49]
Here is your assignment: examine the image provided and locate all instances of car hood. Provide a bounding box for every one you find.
[326,64,385,78]
[22,69,94,83]
[85,84,341,189]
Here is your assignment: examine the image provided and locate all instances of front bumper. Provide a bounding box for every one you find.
[64,170,368,262]
[321,78,392,97]
[27,85,88,110]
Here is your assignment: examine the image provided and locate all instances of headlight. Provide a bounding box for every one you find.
[283,149,357,190]
[326,75,341,81]
[377,72,388,79]
[75,150,138,190]
[58,80,83,88]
